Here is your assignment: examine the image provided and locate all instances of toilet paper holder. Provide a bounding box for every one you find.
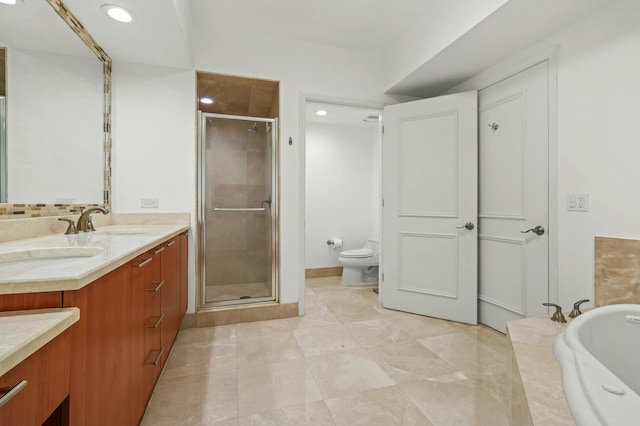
[326,239,343,248]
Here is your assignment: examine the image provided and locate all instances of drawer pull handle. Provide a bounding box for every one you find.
[154,247,166,254]
[147,280,165,292]
[134,258,153,268]
[0,380,28,408]
[167,240,176,247]
[148,313,164,329]
[147,347,165,366]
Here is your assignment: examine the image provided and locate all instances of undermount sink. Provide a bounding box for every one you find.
[0,247,104,263]
[95,228,149,235]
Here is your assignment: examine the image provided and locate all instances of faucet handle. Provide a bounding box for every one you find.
[87,216,96,232]
[569,299,590,318]
[58,218,77,235]
[543,302,567,323]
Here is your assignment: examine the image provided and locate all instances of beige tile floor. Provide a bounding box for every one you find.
[142,277,512,425]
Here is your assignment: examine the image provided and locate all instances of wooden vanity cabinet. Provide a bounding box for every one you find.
[0,233,187,426]
[62,236,186,426]
[0,328,72,426]
[63,260,139,426]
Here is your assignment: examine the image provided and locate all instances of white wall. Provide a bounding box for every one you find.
[305,123,378,269]
[7,48,103,203]
[111,61,197,312]
[451,0,640,310]
[192,31,404,305]
[555,0,640,309]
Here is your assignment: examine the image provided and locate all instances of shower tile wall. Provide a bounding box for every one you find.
[205,118,272,300]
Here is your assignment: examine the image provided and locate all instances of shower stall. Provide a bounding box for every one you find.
[198,113,278,307]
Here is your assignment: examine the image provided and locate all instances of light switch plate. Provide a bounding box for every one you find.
[567,193,589,212]
[141,197,159,208]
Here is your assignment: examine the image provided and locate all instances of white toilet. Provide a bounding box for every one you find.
[338,238,379,286]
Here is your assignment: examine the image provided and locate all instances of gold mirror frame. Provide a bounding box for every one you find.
[0,0,111,219]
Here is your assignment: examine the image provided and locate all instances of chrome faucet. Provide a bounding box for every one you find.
[77,207,110,232]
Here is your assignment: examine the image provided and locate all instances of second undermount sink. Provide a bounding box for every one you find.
[0,247,104,264]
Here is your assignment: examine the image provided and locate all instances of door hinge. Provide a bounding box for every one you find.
[382,199,385,207]
[382,272,384,281]
[382,125,385,134]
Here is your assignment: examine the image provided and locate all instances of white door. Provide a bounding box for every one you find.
[478,61,549,332]
[381,91,478,325]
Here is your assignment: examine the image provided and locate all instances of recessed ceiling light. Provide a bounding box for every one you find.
[0,0,18,5]
[200,97,214,104]
[101,4,135,23]
[315,110,327,116]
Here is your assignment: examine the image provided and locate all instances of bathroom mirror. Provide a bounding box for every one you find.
[0,0,110,209]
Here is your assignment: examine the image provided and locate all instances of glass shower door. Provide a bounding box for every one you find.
[199,113,277,307]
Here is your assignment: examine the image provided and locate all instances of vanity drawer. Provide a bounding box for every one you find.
[0,328,71,426]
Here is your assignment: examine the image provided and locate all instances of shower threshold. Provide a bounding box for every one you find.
[205,282,271,303]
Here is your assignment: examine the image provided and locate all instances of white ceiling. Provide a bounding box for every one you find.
[2,0,618,97]
[54,0,437,69]
[189,0,436,54]
[63,0,193,68]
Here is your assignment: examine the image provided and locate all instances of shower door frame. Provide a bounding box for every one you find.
[197,112,279,309]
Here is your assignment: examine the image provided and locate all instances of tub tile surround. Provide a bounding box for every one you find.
[594,236,640,306]
[0,213,189,294]
[507,316,575,425]
[142,276,519,425]
[0,307,79,376]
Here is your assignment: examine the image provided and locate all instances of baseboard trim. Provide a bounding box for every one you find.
[305,267,343,278]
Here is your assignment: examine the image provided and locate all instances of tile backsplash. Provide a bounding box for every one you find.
[594,236,640,306]
[0,203,101,219]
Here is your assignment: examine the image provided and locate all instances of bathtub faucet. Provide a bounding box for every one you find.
[543,302,567,323]
[569,299,590,318]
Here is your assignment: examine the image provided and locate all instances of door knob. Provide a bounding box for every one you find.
[521,225,545,236]
[456,222,475,231]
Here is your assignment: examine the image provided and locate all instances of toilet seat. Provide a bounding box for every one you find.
[340,248,373,259]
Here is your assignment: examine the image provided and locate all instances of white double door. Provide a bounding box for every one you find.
[382,62,549,332]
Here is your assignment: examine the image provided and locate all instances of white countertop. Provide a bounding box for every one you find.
[0,224,189,294]
[0,308,80,377]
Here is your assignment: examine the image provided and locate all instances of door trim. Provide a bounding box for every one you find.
[448,46,559,308]
[298,93,386,315]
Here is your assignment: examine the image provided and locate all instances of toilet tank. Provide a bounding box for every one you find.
[364,238,379,254]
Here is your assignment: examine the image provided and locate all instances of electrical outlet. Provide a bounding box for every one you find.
[141,197,159,208]
[567,193,589,212]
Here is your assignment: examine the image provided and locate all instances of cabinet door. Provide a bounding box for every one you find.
[180,232,188,317]
[142,248,163,404]
[0,328,71,426]
[64,264,137,426]
[160,237,181,367]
